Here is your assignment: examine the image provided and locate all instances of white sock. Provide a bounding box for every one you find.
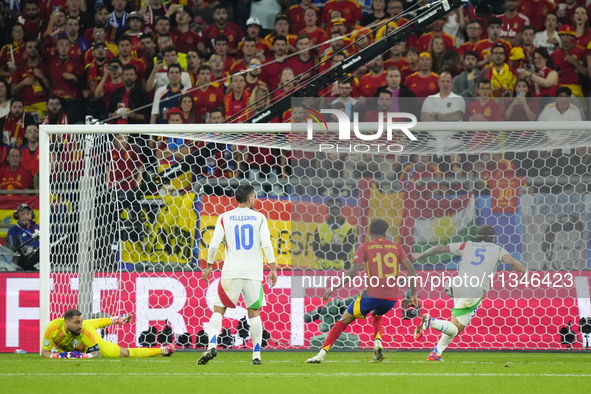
[207,312,223,350]
[433,334,454,356]
[250,316,262,360]
[430,318,459,337]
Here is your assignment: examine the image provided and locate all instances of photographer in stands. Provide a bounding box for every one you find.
[6,203,39,270]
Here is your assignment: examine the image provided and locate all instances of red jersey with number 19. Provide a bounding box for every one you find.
[353,237,408,300]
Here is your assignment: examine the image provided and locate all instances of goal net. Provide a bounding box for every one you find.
[40,109,591,351]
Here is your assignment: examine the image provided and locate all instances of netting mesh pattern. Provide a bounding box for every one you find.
[47,129,591,350]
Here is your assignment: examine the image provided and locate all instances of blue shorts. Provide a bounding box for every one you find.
[346,291,397,319]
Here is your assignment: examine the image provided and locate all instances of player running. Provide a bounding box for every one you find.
[306,219,418,364]
[413,224,527,361]
[41,309,175,358]
[199,184,277,366]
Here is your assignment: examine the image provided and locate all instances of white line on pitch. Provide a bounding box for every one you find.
[1,372,591,378]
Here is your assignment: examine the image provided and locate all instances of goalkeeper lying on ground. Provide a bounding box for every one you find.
[41,309,175,358]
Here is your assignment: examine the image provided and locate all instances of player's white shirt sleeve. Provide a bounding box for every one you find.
[448,242,463,255]
[498,246,510,262]
[259,214,276,265]
[207,212,227,265]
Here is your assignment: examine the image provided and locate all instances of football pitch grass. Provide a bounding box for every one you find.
[2,351,590,394]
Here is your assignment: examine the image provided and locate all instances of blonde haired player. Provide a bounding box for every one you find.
[199,184,277,366]
[413,225,527,361]
[41,309,175,358]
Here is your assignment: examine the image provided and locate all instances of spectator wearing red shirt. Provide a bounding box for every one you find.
[201,5,243,56]
[85,42,110,106]
[230,37,258,75]
[11,40,51,118]
[465,79,504,149]
[400,47,420,82]
[289,0,320,34]
[0,23,26,79]
[64,17,90,62]
[517,47,559,98]
[404,52,439,98]
[153,17,177,49]
[124,12,144,55]
[95,58,124,112]
[171,7,199,54]
[384,41,407,70]
[556,0,584,25]
[504,79,540,121]
[0,148,33,190]
[209,53,230,89]
[322,0,362,31]
[518,0,555,32]
[364,90,393,122]
[117,36,146,84]
[286,34,317,81]
[190,64,224,120]
[499,0,530,47]
[0,98,35,149]
[21,0,45,41]
[107,134,143,191]
[139,0,168,33]
[83,25,118,66]
[50,36,84,123]
[473,17,512,69]
[299,8,327,54]
[244,58,268,95]
[264,14,298,53]
[178,94,202,124]
[237,18,272,60]
[213,34,236,73]
[224,73,251,122]
[42,97,69,125]
[20,124,39,176]
[261,35,289,92]
[574,7,591,48]
[359,55,387,97]
[552,25,587,98]
[83,6,117,44]
[415,19,457,53]
[457,20,483,57]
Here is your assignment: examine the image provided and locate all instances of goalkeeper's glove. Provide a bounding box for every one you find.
[51,351,91,359]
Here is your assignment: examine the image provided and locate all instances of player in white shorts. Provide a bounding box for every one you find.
[198,184,277,366]
[412,225,527,361]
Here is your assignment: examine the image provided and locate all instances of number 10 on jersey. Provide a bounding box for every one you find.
[235,224,254,250]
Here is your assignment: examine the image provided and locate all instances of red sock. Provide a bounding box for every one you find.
[372,315,383,341]
[322,321,347,352]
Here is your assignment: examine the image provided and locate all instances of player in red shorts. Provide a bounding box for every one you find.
[306,219,418,364]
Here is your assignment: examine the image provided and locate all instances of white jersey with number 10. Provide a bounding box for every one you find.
[209,207,276,281]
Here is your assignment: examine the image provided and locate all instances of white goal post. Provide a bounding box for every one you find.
[38,121,591,352]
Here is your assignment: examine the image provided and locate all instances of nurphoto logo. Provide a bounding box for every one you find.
[304,108,418,153]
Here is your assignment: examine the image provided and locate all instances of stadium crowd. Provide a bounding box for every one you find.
[0,0,590,202]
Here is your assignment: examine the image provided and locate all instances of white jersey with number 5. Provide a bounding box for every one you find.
[208,207,276,281]
[448,241,510,293]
